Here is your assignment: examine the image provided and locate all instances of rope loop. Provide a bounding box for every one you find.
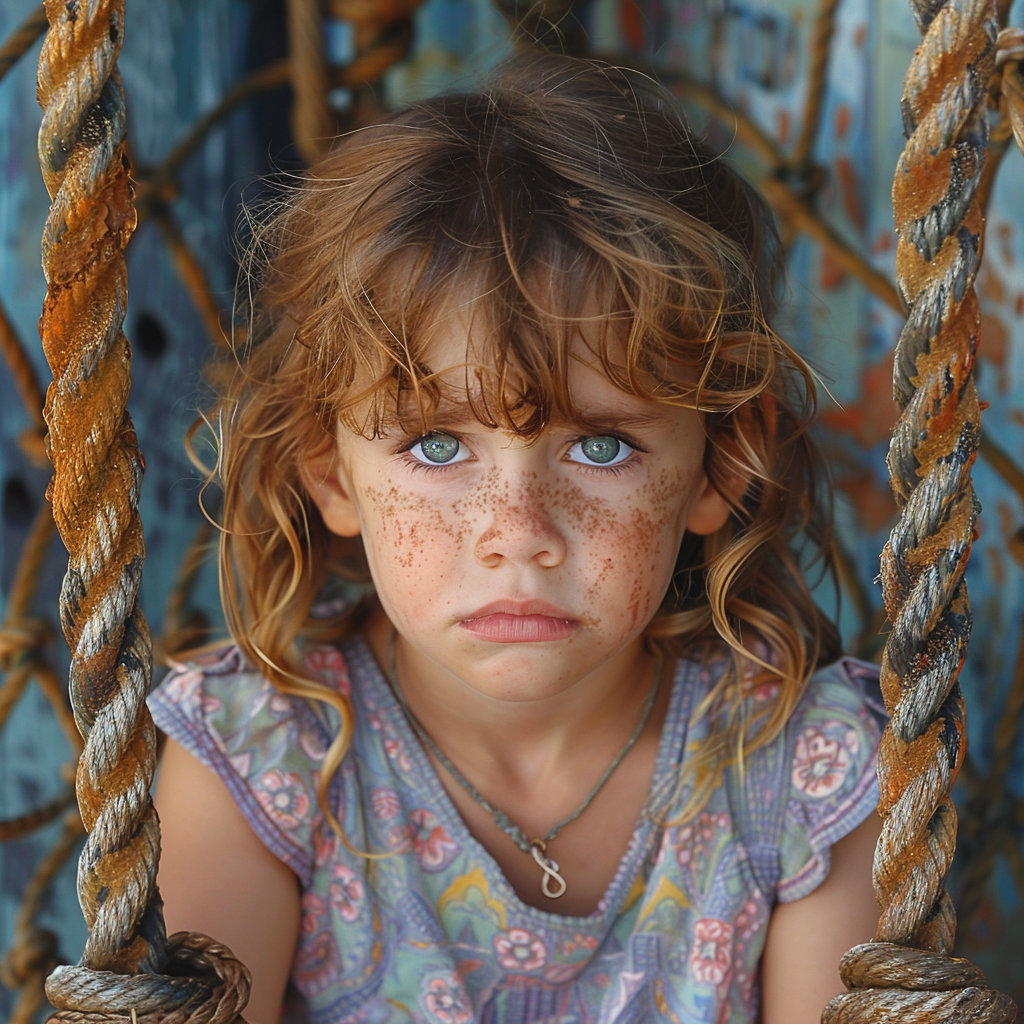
[46,932,251,1024]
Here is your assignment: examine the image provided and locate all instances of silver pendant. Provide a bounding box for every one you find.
[530,840,567,898]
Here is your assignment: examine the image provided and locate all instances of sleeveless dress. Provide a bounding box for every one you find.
[148,636,886,1024]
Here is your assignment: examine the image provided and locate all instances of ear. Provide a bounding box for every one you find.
[300,453,362,538]
[684,472,734,536]
[686,396,767,535]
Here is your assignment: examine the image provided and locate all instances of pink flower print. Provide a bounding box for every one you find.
[255,769,311,830]
[312,827,338,864]
[420,974,472,1024]
[791,724,855,798]
[751,681,781,703]
[294,928,342,997]
[299,729,328,762]
[269,692,293,716]
[201,692,223,715]
[166,669,206,712]
[493,928,547,973]
[561,934,600,956]
[304,647,351,696]
[386,822,414,851]
[383,735,413,772]
[370,787,401,821]
[299,891,328,935]
[328,863,364,921]
[689,918,733,985]
[733,898,766,942]
[409,808,459,872]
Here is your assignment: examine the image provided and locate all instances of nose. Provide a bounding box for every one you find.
[473,475,567,569]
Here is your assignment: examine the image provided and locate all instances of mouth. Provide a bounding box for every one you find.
[459,600,578,644]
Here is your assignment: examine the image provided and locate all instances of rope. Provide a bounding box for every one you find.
[0,3,47,86]
[823,1,1016,1019]
[286,0,333,164]
[788,0,842,174]
[150,206,232,349]
[0,296,46,430]
[34,1,250,1018]
[996,26,1024,155]
[0,813,84,1024]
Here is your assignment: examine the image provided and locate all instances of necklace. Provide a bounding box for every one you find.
[386,631,662,899]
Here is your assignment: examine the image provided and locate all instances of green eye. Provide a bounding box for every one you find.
[415,433,462,464]
[578,436,622,465]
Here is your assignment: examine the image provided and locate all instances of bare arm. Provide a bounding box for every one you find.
[761,813,882,1024]
[153,737,301,1024]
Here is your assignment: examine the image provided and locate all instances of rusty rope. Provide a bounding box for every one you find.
[788,0,842,174]
[286,0,334,164]
[0,296,46,430]
[149,206,233,350]
[0,3,47,86]
[36,0,161,979]
[34,0,250,1019]
[995,26,1024,155]
[823,1,1016,1020]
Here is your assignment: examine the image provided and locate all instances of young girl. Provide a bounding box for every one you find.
[151,54,886,1024]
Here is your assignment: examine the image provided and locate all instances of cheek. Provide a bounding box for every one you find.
[362,485,469,582]
[564,469,689,627]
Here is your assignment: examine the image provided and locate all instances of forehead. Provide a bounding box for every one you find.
[407,298,685,430]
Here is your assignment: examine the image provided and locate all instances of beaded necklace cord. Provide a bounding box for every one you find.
[386,631,663,899]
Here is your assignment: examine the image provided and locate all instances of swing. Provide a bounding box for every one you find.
[3,0,1024,1019]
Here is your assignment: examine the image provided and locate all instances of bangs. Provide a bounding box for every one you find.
[278,87,774,444]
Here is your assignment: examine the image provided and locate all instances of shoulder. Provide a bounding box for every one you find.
[148,640,357,884]
[776,656,886,902]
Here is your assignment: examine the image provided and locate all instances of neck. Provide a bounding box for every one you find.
[363,605,660,790]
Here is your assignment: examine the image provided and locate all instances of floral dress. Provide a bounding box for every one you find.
[148,637,886,1024]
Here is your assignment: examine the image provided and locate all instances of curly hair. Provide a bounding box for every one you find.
[193,53,841,836]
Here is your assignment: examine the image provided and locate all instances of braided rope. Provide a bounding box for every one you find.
[287,0,333,164]
[36,0,162,978]
[34,1,250,1018]
[823,1,1017,1019]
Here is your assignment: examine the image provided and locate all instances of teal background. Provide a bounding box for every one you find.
[2,0,1022,1014]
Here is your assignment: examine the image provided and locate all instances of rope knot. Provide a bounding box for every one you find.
[823,943,1017,1023]
[45,931,251,1024]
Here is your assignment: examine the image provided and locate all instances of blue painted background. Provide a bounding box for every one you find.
[2,0,1022,1015]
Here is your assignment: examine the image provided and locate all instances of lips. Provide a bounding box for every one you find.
[459,600,577,643]
[461,599,574,621]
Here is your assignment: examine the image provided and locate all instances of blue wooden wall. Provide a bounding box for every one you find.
[2,0,1022,1015]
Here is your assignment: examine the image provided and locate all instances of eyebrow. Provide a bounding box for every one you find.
[382,396,672,435]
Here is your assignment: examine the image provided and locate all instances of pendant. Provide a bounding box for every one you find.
[530,840,567,898]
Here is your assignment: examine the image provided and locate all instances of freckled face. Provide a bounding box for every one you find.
[311,330,729,704]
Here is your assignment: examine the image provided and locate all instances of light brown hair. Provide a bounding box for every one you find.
[194,53,841,832]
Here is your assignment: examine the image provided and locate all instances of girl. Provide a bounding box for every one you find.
[151,54,886,1024]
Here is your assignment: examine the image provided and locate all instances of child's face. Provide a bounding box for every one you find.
[304,314,733,703]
